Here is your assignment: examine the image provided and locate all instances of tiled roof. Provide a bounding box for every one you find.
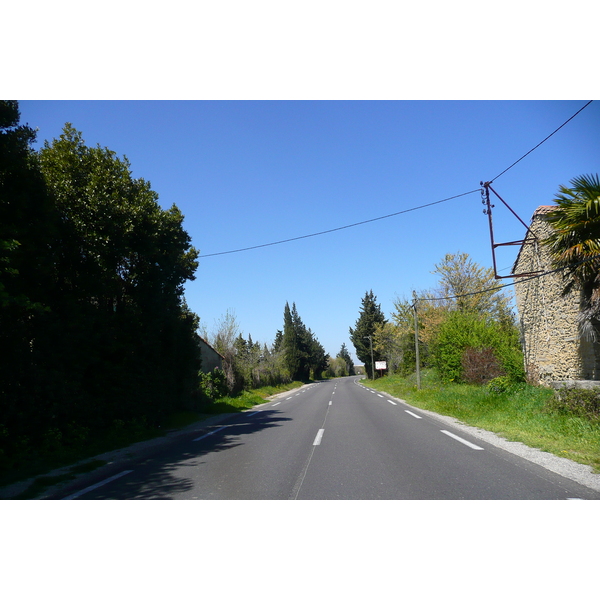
[533,205,557,216]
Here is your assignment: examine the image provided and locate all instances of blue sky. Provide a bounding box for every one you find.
[18,100,599,361]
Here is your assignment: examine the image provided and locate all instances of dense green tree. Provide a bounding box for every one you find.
[349,290,387,378]
[337,343,355,376]
[544,174,600,340]
[1,110,202,470]
[281,302,327,380]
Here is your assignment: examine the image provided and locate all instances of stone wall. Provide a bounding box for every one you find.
[198,337,224,374]
[513,208,600,384]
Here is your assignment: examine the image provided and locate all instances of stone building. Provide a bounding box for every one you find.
[513,205,600,385]
[198,337,224,374]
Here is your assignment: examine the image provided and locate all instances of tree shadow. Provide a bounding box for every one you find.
[70,409,291,499]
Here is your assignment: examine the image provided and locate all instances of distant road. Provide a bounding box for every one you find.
[59,377,600,499]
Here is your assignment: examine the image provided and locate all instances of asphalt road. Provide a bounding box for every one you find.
[58,376,600,500]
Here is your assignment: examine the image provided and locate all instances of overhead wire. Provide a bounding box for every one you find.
[201,100,594,259]
[414,254,600,305]
[200,189,480,257]
[489,100,593,183]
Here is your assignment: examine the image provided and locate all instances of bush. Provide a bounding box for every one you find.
[199,368,228,402]
[547,387,600,421]
[461,347,505,385]
[432,311,524,384]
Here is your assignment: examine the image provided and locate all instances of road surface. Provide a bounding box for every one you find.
[58,376,600,500]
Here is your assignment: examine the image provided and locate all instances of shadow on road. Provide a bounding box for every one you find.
[64,409,290,499]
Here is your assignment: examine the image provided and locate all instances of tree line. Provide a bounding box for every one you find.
[0,101,347,472]
[200,302,350,399]
[349,252,524,384]
[348,172,600,385]
[0,102,205,468]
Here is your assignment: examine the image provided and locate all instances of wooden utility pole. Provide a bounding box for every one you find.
[412,291,421,390]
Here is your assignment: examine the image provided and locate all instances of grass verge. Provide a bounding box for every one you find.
[363,370,600,473]
[202,381,306,414]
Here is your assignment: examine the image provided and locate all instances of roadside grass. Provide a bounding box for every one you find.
[363,370,600,473]
[202,381,306,414]
[0,381,306,492]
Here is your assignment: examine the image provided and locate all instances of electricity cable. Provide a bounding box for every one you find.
[200,189,480,257]
[414,254,600,305]
[489,100,593,183]
[200,101,593,259]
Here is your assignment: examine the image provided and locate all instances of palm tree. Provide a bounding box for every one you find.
[544,173,600,340]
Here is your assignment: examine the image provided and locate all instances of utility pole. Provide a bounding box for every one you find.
[365,335,375,380]
[412,291,421,390]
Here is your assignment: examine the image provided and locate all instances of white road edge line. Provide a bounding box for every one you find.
[313,429,325,445]
[193,425,229,442]
[405,410,422,419]
[440,430,483,450]
[272,402,281,406]
[63,470,134,500]
[329,401,332,406]
[378,394,384,397]
[387,399,396,405]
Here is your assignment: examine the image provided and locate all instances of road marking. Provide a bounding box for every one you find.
[440,430,483,450]
[193,425,228,442]
[63,470,133,500]
[272,402,281,406]
[313,429,325,445]
[405,410,422,419]
[378,394,384,398]
[387,399,397,405]
[286,396,293,400]
[329,401,332,406]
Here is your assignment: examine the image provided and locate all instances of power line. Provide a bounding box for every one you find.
[201,101,593,259]
[489,100,593,183]
[200,189,480,258]
[415,254,599,305]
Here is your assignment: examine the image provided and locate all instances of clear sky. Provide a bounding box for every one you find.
[18,100,600,361]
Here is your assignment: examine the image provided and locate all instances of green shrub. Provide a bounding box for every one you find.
[199,368,228,401]
[487,375,514,394]
[432,311,524,384]
[547,387,600,421]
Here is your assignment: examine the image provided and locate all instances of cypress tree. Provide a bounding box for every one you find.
[349,290,387,378]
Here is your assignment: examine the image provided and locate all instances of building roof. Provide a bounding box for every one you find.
[533,205,557,216]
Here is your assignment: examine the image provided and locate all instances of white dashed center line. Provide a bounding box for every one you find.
[313,429,325,445]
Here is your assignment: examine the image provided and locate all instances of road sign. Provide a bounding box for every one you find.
[375,361,387,370]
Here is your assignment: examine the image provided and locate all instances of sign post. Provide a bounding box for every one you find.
[375,361,387,378]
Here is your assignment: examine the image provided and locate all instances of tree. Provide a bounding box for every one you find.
[35,123,201,425]
[431,252,514,325]
[544,174,600,340]
[1,112,202,468]
[349,290,387,378]
[281,302,327,380]
[337,343,355,376]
